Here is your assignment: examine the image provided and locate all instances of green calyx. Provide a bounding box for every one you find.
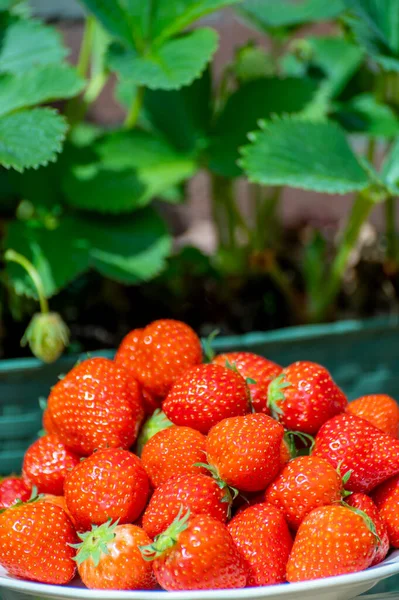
[193,462,237,518]
[202,329,220,363]
[139,506,190,562]
[336,461,353,498]
[136,409,173,457]
[0,485,41,515]
[267,373,291,419]
[69,519,118,566]
[283,430,315,459]
[341,501,381,547]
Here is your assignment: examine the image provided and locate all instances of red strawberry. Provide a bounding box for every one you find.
[64,448,149,531]
[346,493,389,565]
[114,327,143,377]
[163,364,250,434]
[268,361,347,434]
[72,521,157,590]
[212,352,282,414]
[142,474,229,539]
[265,455,343,530]
[313,413,399,493]
[47,357,144,456]
[42,406,58,435]
[40,494,78,528]
[0,500,77,584]
[22,433,80,496]
[141,425,207,488]
[206,413,285,492]
[140,511,247,590]
[346,394,399,438]
[372,473,399,548]
[0,477,32,510]
[228,503,293,586]
[125,319,203,401]
[286,504,378,581]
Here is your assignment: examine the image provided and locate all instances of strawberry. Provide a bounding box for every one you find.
[346,394,399,438]
[313,413,399,493]
[206,413,285,492]
[228,503,293,586]
[141,425,207,488]
[64,448,149,531]
[0,477,32,510]
[372,473,399,548]
[346,493,389,565]
[265,455,343,530]
[42,406,58,435]
[286,504,378,581]
[136,409,173,457]
[140,511,247,590]
[72,521,157,590]
[114,327,143,377]
[123,319,203,401]
[47,357,144,456]
[40,494,78,528]
[268,361,347,434]
[163,364,250,434]
[0,500,77,584]
[22,433,80,496]
[213,351,282,414]
[142,474,229,539]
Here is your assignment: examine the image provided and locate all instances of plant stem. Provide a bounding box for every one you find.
[385,195,398,264]
[124,86,144,129]
[76,16,95,78]
[310,191,376,322]
[211,173,238,249]
[4,250,49,314]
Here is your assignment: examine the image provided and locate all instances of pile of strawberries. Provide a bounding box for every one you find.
[1,318,399,592]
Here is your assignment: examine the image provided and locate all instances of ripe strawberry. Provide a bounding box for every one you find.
[0,500,77,584]
[124,319,203,401]
[140,511,247,590]
[206,413,285,492]
[22,433,80,496]
[72,521,157,590]
[42,406,58,435]
[346,394,399,438]
[64,448,149,531]
[136,409,173,457]
[346,493,389,565]
[40,494,78,528]
[163,364,250,434]
[265,456,343,530]
[0,477,32,510]
[286,504,378,581]
[228,503,293,586]
[47,357,144,456]
[313,413,399,493]
[268,361,347,434]
[141,425,207,488]
[142,474,229,539]
[372,473,399,548]
[114,327,143,377]
[213,351,282,414]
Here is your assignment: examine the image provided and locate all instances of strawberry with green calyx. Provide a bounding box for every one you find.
[313,412,399,493]
[372,473,399,548]
[213,351,282,414]
[142,473,230,539]
[0,477,32,510]
[139,508,248,590]
[346,493,389,565]
[141,425,207,488]
[267,361,348,434]
[346,394,399,438]
[163,363,250,434]
[136,409,173,457]
[206,413,285,492]
[286,503,380,582]
[70,520,157,590]
[5,249,69,363]
[228,502,293,586]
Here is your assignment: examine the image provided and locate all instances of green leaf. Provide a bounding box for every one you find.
[78,0,135,44]
[144,67,212,152]
[0,108,68,172]
[62,130,196,213]
[240,118,370,193]
[239,0,345,32]
[107,28,218,90]
[334,93,399,137]
[380,137,399,194]
[344,0,399,72]
[0,65,85,118]
[0,18,67,74]
[208,77,317,177]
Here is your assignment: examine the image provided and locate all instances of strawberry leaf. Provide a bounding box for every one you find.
[379,136,399,195]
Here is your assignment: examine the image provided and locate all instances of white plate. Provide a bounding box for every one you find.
[1,551,399,600]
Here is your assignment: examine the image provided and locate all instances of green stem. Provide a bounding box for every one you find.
[310,191,376,322]
[124,86,144,129]
[211,173,237,249]
[76,16,95,78]
[366,138,376,165]
[268,257,304,323]
[385,195,398,263]
[4,250,49,314]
